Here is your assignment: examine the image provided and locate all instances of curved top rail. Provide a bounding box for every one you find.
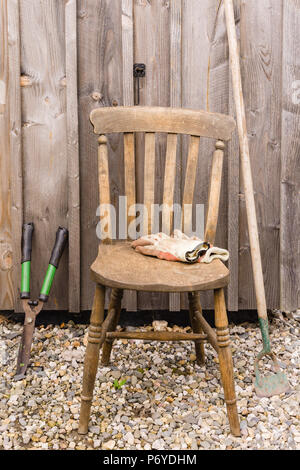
[90,106,236,141]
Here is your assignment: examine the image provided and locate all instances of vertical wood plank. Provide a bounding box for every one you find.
[281,0,300,311]
[238,0,282,310]
[8,0,22,312]
[169,0,182,312]
[122,0,137,311]
[227,0,240,312]
[65,0,80,313]
[0,0,14,309]
[78,0,123,310]
[134,0,170,310]
[182,0,229,310]
[19,0,68,310]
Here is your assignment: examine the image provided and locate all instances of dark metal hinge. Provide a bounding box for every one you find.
[133,63,146,105]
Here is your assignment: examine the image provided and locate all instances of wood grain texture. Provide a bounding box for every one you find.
[143,132,156,235]
[227,0,240,312]
[0,0,14,309]
[97,136,112,243]
[162,133,178,234]
[133,0,170,311]
[1,0,297,314]
[106,331,207,341]
[281,0,300,311]
[90,106,236,140]
[169,0,182,312]
[205,141,225,245]
[65,0,80,312]
[237,0,282,310]
[78,283,105,435]
[182,0,230,310]
[8,0,22,311]
[121,0,137,311]
[78,0,123,310]
[182,136,200,233]
[19,0,68,310]
[214,288,240,436]
[91,241,229,292]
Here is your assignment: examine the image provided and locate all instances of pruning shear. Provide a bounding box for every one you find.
[15,223,68,380]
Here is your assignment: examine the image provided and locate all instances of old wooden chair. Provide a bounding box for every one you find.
[78,106,241,437]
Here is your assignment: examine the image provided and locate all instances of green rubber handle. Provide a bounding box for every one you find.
[39,264,57,302]
[21,261,31,299]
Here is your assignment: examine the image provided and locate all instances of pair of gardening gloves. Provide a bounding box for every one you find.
[131,230,229,264]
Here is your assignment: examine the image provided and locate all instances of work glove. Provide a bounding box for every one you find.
[131,230,229,264]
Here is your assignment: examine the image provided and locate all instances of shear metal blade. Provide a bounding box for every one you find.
[15,309,37,379]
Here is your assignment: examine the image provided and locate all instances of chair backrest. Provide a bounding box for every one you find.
[90,106,236,244]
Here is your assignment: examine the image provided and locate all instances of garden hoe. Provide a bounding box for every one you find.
[15,223,68,380]
[224,0,290,397]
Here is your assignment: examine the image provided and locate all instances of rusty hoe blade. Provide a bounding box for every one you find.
[254,318,290,398]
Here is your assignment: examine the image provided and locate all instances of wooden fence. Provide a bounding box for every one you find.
[0,0,299,313]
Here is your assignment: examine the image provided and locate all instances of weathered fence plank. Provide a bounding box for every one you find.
[65,0,80,312]
[238,0,282,310]
[134,0,170,311]
[8,0,22,312]
[0,0,14,309]
[19,0,68,310]
[281,0,300,311]
[78,0,124,310]
[169,0,182,312]
[121,0,137,311]
[182,0,229,310]
[227,0,240,312]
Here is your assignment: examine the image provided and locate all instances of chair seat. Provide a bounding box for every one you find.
[91,241,229,292]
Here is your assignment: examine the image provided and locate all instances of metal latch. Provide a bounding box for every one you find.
[133,63,146,105]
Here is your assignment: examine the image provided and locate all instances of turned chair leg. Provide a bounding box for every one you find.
[214,288,240,437]
[188,292,205,365]
[78,284,105,435]
[101,288,123,366]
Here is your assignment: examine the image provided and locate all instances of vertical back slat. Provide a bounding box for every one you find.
[182,135,200,234]
[124,132,136,230]
[162,133,178,234]
[98,135,112,243]
[205,141,225,244]
[144,132,156,234]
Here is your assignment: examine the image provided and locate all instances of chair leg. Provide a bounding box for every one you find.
[188,292,205,365]
[78,284,105,435]
[214,288,241,437]
[101,288,123,366]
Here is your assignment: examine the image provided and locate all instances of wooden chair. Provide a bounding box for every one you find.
[78,106,241,437]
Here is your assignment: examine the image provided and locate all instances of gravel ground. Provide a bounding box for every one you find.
[0,312,299,450]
